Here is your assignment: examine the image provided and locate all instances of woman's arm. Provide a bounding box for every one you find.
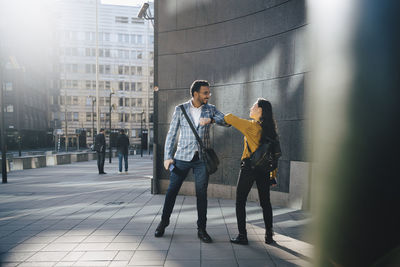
[224,113,254,136]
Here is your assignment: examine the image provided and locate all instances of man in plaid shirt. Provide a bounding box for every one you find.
[155,80,228,243]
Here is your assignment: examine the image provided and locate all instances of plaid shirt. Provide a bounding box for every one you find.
[164,100,227,161]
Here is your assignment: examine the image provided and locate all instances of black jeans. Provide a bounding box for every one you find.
[161,155,209,229]
[236,160,272,235]
[97,152,105,173]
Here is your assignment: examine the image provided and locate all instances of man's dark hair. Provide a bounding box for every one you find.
[120,129,125,134]
[190,80,210,96]
[100,128,105,133]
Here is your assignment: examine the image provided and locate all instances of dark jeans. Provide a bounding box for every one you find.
[97,152,105,173]
[118,152,128,172]
[161,156,209,229]
[236,161,272,235]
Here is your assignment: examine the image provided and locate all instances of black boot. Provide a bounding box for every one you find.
[197,228,212,243]
[265,228,275,244]
[154,221,169,237]
[230,234,248,245]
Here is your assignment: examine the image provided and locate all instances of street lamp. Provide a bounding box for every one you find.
[140,110,144,157]
[0,77,7,183]
[91,97,96,138]
[109,89,114,163]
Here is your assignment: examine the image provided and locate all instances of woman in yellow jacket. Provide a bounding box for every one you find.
[224,98,279,245]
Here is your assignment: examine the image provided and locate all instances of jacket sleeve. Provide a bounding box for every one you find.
[164,106,180,160]
[224,113,254,136]
[212,106,230,127]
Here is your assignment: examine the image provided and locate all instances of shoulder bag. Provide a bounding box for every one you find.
[179,105,219,175]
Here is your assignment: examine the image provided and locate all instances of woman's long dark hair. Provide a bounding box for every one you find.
[257,98,278,143]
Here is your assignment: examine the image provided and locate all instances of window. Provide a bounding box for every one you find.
[131,82,136,91]
[115,16,129,23]
[137,51,143,59]
[118,65,123,75]
[6,105,13,112]
[4,82,13,91]
[105,49,110,57]
[137,82,142,91]
[130,66,135,75]
[124,66,129,75]
[149,52,154,60]
[72,80,78,88]
[73,96,78,105]
[125,114,130,122]
[131,18,144,24]
[105,65,111,74]
[119,81,123,91]
[124,82,130,91]
[149,35,154,44]
[137,35,142,44]
[124,34,129,43]
[73,112,79,121]
[137,67,142,75]
[119,98,123,106]
[86,112,92,122]
[66,96,72,105]
[130,34,136,44]
[85,64,91,73]
[137,98,142,107]
[86,80,92,89]
[105,81,110,90]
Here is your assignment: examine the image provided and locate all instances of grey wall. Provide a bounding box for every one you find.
[155,0,308,193]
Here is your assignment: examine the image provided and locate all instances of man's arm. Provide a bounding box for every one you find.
[164,106,180,161]
[212,106,230,127]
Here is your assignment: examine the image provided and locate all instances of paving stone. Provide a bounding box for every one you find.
[0,157,311,266]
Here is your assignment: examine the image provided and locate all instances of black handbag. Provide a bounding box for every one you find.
[246,136,281,173]
[179,105,219,175]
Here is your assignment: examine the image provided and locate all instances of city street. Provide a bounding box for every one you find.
[0,156,312,266]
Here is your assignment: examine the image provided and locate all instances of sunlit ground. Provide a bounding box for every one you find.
[0,157,312,266]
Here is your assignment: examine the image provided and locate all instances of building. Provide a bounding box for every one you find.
[51,0,154,150]
[154,0,309,207]
[0,0,53,151]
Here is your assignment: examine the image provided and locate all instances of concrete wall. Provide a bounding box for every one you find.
[156,0,309,206]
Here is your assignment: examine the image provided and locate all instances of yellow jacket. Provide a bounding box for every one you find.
[224,113,277,179]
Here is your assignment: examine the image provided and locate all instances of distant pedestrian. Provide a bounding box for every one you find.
[94,128,106,174]
[116,129,130,174]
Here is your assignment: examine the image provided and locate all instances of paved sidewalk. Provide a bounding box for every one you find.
[0,156,313,266]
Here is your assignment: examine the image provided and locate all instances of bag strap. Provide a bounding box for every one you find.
[245,139,253,154]
[246,135,277,155]
[179,104,205,150]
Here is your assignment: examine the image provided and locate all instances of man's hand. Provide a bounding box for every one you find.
[164,159,174,170]
[199,118,212,126]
